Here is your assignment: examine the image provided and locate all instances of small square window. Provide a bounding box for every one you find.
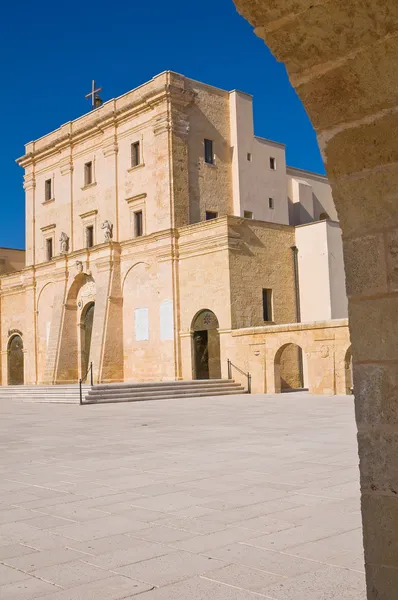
[262,288,273,322]
[46,238,53,261]
[131,142,141,168]
[247,153,252,161]
[84,161,93,186]
[269,197,274,209]
[86,225,94,248]
[204,139,214,165]
[205,211,218,221]
[134,210,143,237]
[244,210,253,219]
[269,157,276,170]
[45,179,52,201]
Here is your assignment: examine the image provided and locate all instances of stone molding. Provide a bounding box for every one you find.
[40,224,56,232]
[16,77,195,167]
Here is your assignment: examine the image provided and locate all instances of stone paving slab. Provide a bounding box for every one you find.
[0,393,365,599]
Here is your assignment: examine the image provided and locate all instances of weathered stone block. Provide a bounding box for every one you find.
[355,363,398,425]
[358,430,398,494]
[323,111,398,179]
[296,35,398,130]
[343,234,387,298]
[349,296,398,362]
[331,167,398,238]
[365,564,398,599]
[258,0,398,76]
[233,0,324,29]
[362,494,398,565]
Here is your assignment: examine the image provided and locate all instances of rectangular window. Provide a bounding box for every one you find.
[84,161,93,186]
[247,153,252,161]
[269,157,276,170]
[46,238,53,261]
[131,141,141,168]
[262,288,273,322]
[269,197,274,209]
[244,210,253,219]
[205,211,218,221]
[45,179,52,201]
[204,139,214,164]
[86,225,94,248]
[134,210,143,237]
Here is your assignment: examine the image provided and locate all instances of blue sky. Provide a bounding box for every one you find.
[0,0,324,249]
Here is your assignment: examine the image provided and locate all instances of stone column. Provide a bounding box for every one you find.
[232,1,398,596]
[43,262,69,384]
[23,171,35,267]
[90,245,123,384]
[23,275,37,385]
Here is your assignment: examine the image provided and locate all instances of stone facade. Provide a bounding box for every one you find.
[1,71,350,396]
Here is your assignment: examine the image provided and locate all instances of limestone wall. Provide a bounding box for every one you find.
[228,218,297,329]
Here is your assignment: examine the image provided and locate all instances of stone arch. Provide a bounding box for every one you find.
[274,342,306,393]
[7,334,24,385]
[56,273,96,383]
[231,2,396,595]
[80,301,95,377]
[123,261,170,381]
[121,261,150,293]
[191,309,221,380]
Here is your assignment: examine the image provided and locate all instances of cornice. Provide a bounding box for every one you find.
[126,193,147,204]
[40,223,56,232]
[17,85,195,168]
[79,209,98,219]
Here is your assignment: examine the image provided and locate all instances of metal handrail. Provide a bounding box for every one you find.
[79,361,93,406]
[227,359,251,394]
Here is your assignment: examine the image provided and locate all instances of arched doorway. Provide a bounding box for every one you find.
[274,343,305,393]
[56,273,96,383]
[81,302,95,376]
[345,346,353,395]
[191,310,221,380]
[8,335,24,385]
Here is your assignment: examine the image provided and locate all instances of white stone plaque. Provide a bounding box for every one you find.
[134,308,149,341]
[160,300,174,341]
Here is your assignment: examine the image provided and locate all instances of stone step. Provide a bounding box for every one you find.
[84,388,246,405]
[84,379,247,405]
[92,379,233,391]
[0,380,247,404]
[85,384,244,402]
[86,381,242,397]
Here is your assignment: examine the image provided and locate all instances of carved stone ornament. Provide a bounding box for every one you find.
[8,328,23,338]
[320,345,329,359]
[59,232,69,254]
[101,220,113,242]
[75,260,83,273]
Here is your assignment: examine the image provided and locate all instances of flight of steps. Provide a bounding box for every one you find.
[83,379,247,405]
[0,384,91,404]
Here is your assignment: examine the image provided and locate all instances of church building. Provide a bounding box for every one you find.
[2,71,351,394]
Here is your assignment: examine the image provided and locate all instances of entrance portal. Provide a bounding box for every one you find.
[274,343,305,393]
[8,335,24,385]
[191,310,221,380]
[81,302,95,376]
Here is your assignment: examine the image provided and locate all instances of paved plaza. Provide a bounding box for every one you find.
[0,393,365,599]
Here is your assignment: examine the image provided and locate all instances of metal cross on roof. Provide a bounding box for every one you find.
[85,80,103,109]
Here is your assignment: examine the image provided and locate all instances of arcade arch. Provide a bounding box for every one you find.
[231,2,397,596]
